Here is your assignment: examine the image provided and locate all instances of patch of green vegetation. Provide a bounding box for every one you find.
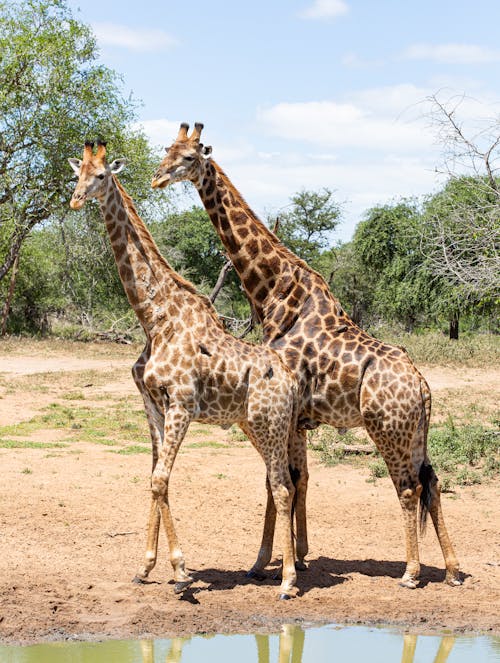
[61,391,85,400]
[312,417,498,489]
[228,425,248,442]
[0,439,67,449]
[374,330,500,368]
[309,426,367,467]
[185,440,228,449]
[21,467,32,474]
[428,418,499,487]
[0,400,149,447]
[113,445,150,455]
[189,425,215,436]
[368,458,389,480]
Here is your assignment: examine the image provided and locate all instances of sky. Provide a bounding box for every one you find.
[66,0,500,242]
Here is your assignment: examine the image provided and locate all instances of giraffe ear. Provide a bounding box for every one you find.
[109,158,127,174]
[68,158,82,175]
[201,145,212,158]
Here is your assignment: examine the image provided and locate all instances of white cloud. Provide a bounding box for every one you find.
[228,152,441,241]
[92,22,178,52]
[256,96,434,152]
[134,119,182,147]
[341,52,384,68]
[404,43,500,65]
[298,0,349,20]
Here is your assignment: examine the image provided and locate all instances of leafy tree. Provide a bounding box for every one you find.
[0,0,173,333]
[149,205,250,318]
[273,188,342,268]
[0,1,127,306]
[421,94,500,337]
[353,200,437,332]
[325,242,375,327]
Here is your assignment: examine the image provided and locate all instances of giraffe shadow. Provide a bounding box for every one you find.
[177,557,468,596]
[304,557,469,588]
[171,561,347,596]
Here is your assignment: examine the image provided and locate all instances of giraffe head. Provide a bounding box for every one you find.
[151,122,212,190]
[68,141,127,209]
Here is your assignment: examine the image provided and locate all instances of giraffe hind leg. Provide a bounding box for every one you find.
[419,462,461,585]
[364,422,422,588]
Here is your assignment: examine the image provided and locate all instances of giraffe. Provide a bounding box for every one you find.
[68,140,301,599]
[151,122,461,589]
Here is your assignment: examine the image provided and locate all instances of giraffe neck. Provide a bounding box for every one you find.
[195,160,344,342]
[98,176,204,336]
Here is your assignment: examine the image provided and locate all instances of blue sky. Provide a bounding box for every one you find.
[67,0,500,241]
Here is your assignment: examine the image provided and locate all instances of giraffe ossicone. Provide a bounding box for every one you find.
[68,140,302,599]
[151,122,462,589]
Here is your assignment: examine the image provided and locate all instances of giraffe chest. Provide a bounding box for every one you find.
[143,345,250,423]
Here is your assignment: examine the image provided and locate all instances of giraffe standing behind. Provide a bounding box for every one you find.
[151,123,461,589]
[68,140,300,599]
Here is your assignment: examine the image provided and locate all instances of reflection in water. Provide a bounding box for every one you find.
[138,626,455,663]
[3,624,495,662]
[401,634,455,663]
[141,636,192,663]
[255,625,305,663]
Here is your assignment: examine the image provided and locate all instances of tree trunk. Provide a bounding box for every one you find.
[1,252,20,335]
[449,312,459,340]
[209,258,233,303]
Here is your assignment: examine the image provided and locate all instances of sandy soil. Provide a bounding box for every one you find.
[0,346,498,644]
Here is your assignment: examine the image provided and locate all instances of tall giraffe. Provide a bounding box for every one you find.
[151,123,461,589]
[68,140,300,599]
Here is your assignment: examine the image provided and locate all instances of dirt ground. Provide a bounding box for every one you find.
[0,341,498,645]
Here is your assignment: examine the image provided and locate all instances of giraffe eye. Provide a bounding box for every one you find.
[97,173,105,180]
[184,156,195,162]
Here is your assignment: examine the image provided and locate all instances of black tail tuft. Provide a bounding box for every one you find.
[418,462,436,535]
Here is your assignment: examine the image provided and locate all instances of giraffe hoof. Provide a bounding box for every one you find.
[279,593,292,601]
[246,569,266,581]
[295,561,307,572]
[445,572,462,586]
[132,575,148,584]
[399,578,418,589]
[174,579,194,594]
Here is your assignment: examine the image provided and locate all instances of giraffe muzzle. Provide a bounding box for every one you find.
[70,194,86,210]
[151,172,171,189]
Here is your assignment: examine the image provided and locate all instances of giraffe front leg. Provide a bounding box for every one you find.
[132,361,165,583]
[290,430,309,571]
[247,478,276,581]
[133,498,161,583]
[152,403,193,594]
[271,476,296,600]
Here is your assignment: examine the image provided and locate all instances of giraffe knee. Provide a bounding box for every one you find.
[399,487,418,507]
[151,471,168,498]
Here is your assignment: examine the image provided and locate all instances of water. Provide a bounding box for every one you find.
[0,625,498,663]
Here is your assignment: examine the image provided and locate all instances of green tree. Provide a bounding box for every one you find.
[0,0,171,334]
[420,177,499,338]
[421,94,500,337]
[0,1,130,298]
[353,200,436,332]
[150,205,250,318]
[273,188,342,268]
[325,242,375,327]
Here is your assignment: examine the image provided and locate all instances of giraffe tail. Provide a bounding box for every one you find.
[418,377,434,535]
[418,461,437,535]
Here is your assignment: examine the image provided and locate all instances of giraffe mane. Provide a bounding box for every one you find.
[112,177,224,327]
[212,161,313,272]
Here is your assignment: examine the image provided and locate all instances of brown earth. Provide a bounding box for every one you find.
[0,341,498,644]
